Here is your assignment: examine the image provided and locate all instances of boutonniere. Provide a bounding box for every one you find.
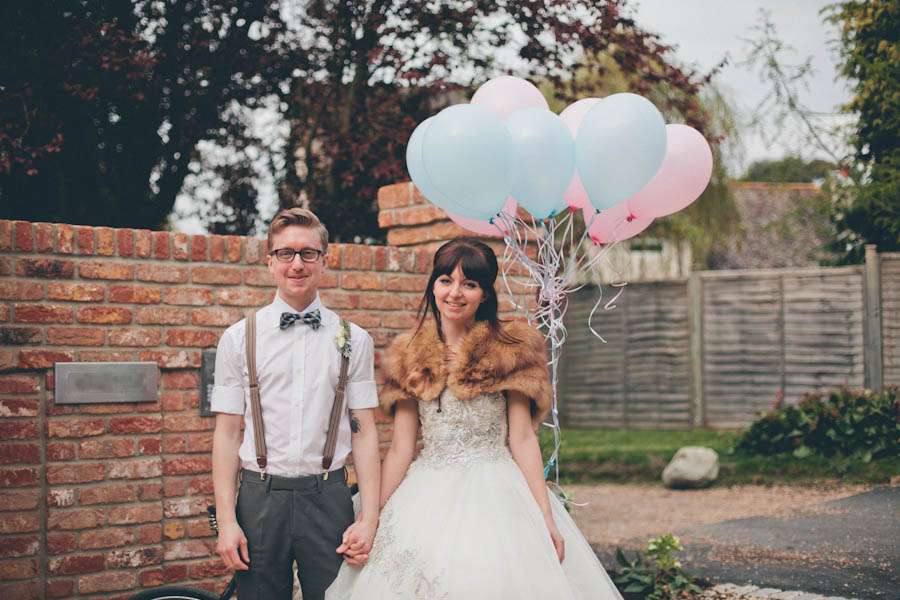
[335,320,352,358]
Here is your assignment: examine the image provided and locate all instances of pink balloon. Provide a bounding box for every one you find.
[563,174,591,212]
[559,98,601,210]
[559,98,602,134]
[471,76,549,119]
[583,201,653,245]
[448,197,517,237]
[626,124,713,219]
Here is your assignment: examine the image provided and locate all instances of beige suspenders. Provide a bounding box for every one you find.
[245,311,267,479]
[244,310,351,480]
[321,352,351,478]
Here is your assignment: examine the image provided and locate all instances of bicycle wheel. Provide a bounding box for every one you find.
[129,586,220,600]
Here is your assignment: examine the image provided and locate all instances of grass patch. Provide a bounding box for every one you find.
[541,428,899,485]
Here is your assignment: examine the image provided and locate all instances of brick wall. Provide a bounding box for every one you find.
[378,181,513,254]
[0,219,437,599]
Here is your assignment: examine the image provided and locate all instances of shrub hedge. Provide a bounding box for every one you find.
[735,386,899,462]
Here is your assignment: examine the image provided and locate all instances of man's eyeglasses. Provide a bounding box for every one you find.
[269,248,324,263]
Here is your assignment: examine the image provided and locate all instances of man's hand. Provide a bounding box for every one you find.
[216,520,250,571]
[346,406,381,567]
[336,518,377,567]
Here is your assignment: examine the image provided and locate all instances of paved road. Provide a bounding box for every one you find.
[594,486,899,599]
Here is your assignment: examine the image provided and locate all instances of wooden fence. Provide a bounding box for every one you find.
[558,247,897,429]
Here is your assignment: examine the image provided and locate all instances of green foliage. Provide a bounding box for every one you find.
[614,534,701,600]
[825,155,900,264]
[741,156,835,183]
[823,1,900,262]
[847,156,900,247]
[826,1,900,167]
[735,387,900,463]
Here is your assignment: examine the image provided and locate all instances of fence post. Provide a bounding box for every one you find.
[622,284,630,428]
[863,244,883,391]
[688,272,704,427]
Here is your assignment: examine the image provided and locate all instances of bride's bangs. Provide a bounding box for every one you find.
[448,248,497,290]
[433,239,498,289]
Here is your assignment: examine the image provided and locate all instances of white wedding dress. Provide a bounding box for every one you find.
[325,389,623,600]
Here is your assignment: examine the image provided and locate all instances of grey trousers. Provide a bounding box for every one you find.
[235,468,354,600]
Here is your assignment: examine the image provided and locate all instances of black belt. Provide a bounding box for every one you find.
[240,467,346,493]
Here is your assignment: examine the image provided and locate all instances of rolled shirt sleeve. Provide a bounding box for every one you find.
[210,326,245,415]
[346,326,379,410]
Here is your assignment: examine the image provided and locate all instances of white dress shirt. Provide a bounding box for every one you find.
[211,293,379,477]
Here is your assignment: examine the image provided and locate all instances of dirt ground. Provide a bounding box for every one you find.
[567,482,872,547]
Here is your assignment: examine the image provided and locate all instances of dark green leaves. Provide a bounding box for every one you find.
[734,386,900,462]
[614,534,701,600]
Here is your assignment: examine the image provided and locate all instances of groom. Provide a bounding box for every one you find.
[211,208,381,600]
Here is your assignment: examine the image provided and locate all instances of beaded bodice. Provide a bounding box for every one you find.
[415,388,511,469]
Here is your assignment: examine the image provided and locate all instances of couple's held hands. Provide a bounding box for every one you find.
[544,513,565,563]
[218,518,378,570]
[216,520,250,571]
[337,517,378,567]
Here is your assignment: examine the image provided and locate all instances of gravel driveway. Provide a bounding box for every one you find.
[568,483,871,547]
[568,483,898,599]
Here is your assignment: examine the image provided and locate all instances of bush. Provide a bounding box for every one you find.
[734,387,900,462]
[614,534,701,600]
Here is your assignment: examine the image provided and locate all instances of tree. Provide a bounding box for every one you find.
[2,1,714,241]
[0,1,286,229]
[741,5,899,263]
[271,1,719,242]
[824,0,900,262]
[741,156,835,183]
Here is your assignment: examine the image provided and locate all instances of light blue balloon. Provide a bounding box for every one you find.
[505,107,575,219]
[422,104,512,220]
[575,93,667,210]
[405,117,487,219]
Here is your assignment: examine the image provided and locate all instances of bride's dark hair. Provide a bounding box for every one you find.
[415,238,516,343]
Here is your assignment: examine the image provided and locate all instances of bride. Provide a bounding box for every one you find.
[326,238,622,600]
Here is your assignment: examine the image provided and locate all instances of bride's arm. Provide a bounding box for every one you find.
[507,391,565,562]
[378,398,419,508]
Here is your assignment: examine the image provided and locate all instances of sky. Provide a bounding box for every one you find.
[174,0,853,233]
[628,0,852,172]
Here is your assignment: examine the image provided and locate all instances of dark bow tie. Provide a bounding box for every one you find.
[280,309,322,331]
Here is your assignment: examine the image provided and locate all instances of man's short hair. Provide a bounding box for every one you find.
[267,208,329,253]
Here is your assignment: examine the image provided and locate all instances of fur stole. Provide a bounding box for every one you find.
[380,318,551,423]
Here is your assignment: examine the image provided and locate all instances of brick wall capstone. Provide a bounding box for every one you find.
[378,181,517,254]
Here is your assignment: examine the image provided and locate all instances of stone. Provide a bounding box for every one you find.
[731,585,760,596]
[769,592,805,600]
[751,588,786,598]
[662,446,719,489]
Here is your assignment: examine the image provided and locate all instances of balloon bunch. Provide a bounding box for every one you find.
[406,75,713,483]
